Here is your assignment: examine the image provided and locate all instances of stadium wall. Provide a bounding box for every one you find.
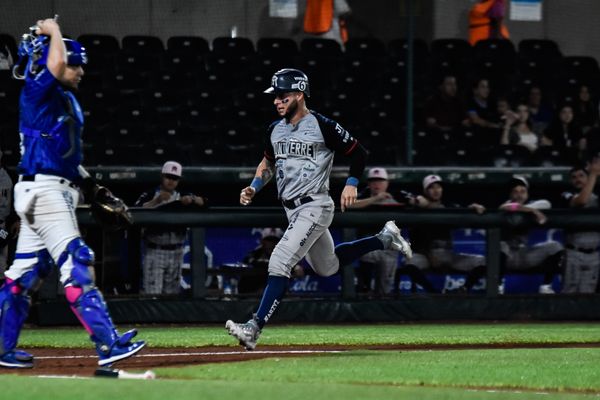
[1,0,597,58]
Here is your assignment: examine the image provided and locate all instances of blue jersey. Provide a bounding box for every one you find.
[18,68,83,181]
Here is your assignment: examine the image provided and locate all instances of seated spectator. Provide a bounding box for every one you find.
[499,176,563,294]
[542,104,585,162]
[467,78,502,135]
[423,75,468,134]
[500,103,539,152]
[561,161,600,293]
[526,86,554,135]
[494,97,511,121]
[400,175,486,294]
[348,167,404,296]
[573,84,598,133]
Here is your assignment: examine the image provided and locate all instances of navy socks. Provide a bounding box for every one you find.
[335,236,384,267]
[255,275,288,329]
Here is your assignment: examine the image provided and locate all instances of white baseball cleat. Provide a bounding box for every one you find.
[378,220,412,259]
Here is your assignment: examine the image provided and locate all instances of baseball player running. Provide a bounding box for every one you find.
[0,18,144,368]
[225,69,412,350]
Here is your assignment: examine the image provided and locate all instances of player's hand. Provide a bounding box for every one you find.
[375,192,392,202]
[157,190,171,202]
[532,209,547,225]
[469,203,486,214]
[180,195,193,205]
[340,185,357,212]
[240,186,256,206]
[589,157,600,175]
[35,18,60,36]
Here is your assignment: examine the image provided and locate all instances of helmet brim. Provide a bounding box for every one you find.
[263,87,275,94]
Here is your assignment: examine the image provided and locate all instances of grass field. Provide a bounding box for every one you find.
[4,323,600,400]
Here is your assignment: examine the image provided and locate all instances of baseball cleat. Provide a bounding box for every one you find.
[378,220,412,259]
[14,349,34,362]
[97,340,146,366]
[225,319,261,351]
[0,351,33,368]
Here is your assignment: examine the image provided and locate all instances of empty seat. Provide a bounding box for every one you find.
[299,38,342,58]
[167,36,210,55]
[487,145,534,167]
[122,35,164,54]
[345,37,386,59]
[78,34,120,56]
[212,37,255,57]
[518,39,561,63]
[257,38,298,57]
[0,33,18,63]
[387,38,429,71]
[116,51,161,73]
[534,146,569,166]
[431,39,472,63]
[562,56,600,81]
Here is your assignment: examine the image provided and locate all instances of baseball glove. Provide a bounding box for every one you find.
[91,186,133,230]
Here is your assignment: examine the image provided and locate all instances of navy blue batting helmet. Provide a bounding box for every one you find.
[264,68,310,97]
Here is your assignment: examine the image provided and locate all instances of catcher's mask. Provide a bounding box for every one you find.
[13,32,87,79]
[264,68,310,97]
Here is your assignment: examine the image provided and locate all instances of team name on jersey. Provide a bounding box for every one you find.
[274,140,317,160]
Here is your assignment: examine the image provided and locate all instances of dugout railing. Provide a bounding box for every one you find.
[74,206,600,299]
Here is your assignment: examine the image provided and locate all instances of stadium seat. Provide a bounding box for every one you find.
[257,37,298,58]
[212,37,255,57]
[116,51,161,74]
[299,38,342,58]
[161,51,204,74]
[518,39,561,63]
[487,145,534,167]
[388,38,429,64]
[345,37,386,59]
[562,56,600,81]
[78,34,120,56]
[167,36,210,55]
[122,35,164,54]
[533,146,569,166]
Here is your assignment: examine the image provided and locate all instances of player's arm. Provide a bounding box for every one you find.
[240,156,275,206]
[35,18,68,80]
[571,159,600,207]
[500,201,548,224]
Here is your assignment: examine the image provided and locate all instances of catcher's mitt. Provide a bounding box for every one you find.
[91,186,133,230]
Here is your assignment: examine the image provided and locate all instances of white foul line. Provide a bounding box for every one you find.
[35,349,344,361]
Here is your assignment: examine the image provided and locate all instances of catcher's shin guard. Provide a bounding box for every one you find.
[0,280,31,356]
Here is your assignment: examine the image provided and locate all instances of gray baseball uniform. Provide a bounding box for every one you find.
[265,111,360,278]
[562,191,600,293]
[0,168,12,277]
[135,189,186,295]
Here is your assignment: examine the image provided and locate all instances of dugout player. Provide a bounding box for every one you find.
[135,161,205,295]
[561,161,600,293]
[499,176,563,294]
[0,18,144,368]
[225,69,412,350]
[0,149,14,280]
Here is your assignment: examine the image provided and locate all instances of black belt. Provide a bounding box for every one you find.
[145,242,183,250]
[282,196,314,210]
[21,175,78,189]
[566,244,600,254]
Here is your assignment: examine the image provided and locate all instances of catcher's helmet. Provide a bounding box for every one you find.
[14,34,87,79]
[38,38,88,66]
[264,68,310,97]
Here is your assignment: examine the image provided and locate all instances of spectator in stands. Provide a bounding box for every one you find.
[573,85,598,133]
[468,0,510,46]
[542,104,585,162]
[561,161,600,293]
[135,161,206,295]
[467,78,502,135]
[500,103,539,152]
[347,167,404,296]
[400,175,486,294]
[423,75,469,134]
[526,86,554,135]
[499,176,563,294]
[303,0,351,45]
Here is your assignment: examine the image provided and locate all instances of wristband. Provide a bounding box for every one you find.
[509,202,519,211]
[250,177,264,192]
[346,177,359,187]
